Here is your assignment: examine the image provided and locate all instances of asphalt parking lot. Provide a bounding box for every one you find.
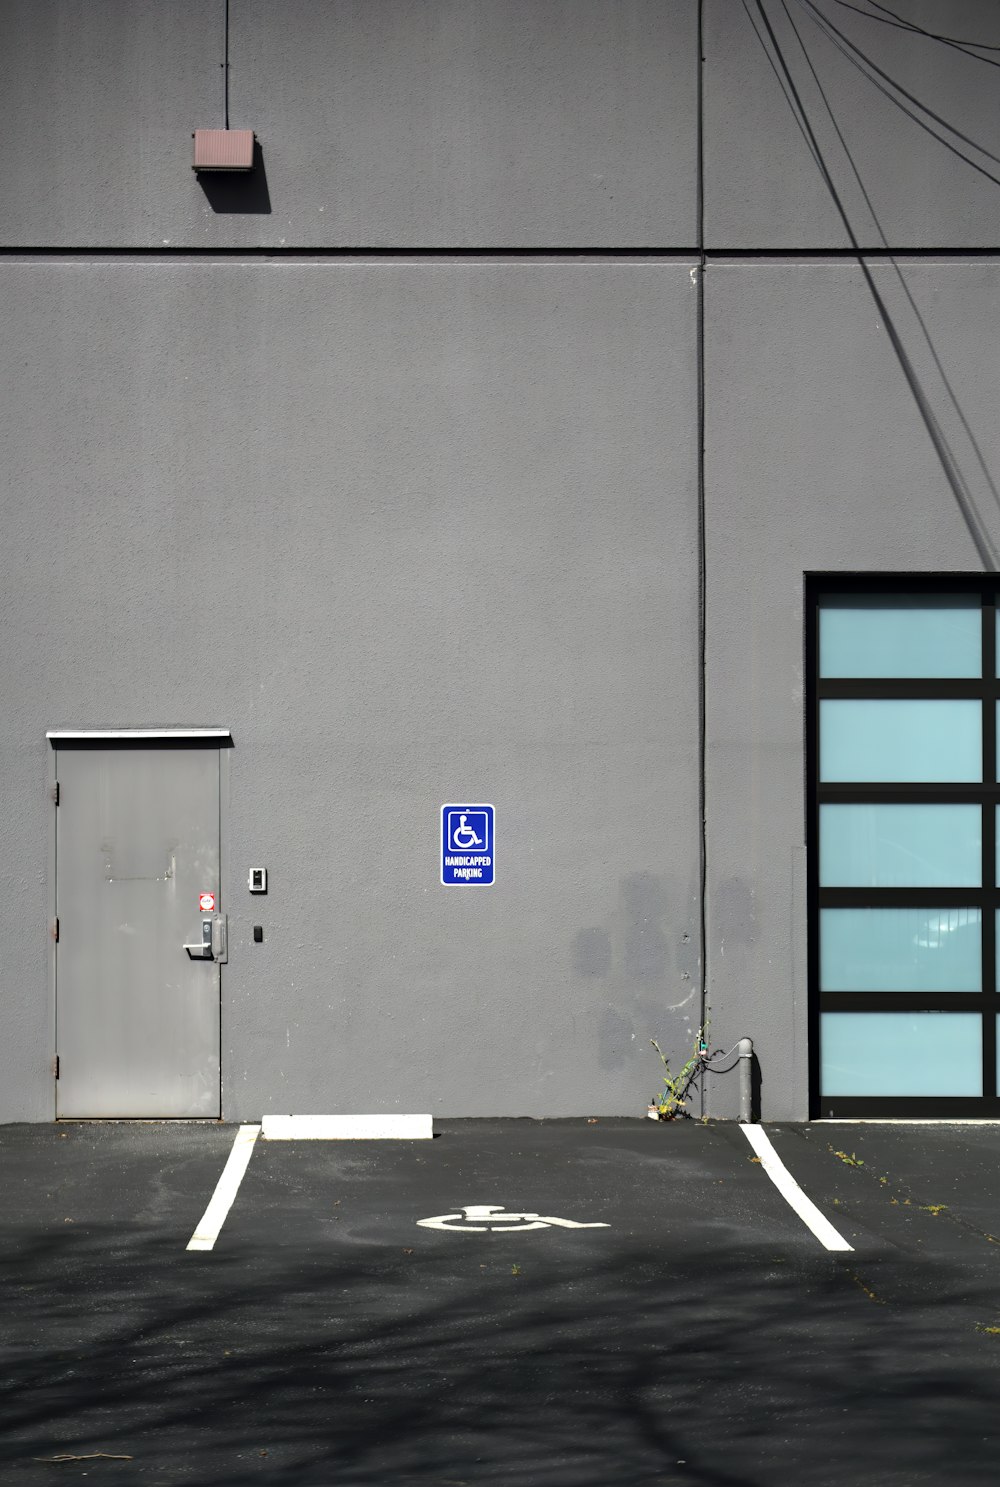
[3,1118,1000,1485]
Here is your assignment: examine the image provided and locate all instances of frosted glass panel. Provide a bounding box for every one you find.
[821,908,981,991]
[820,804,981,887]
[820,699,981,782]
[820,594,981,677]
[822,1013,982,1096]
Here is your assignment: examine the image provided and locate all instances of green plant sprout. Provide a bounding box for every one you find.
[650,1026,707,1119]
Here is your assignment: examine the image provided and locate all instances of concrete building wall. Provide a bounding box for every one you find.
[3,1,1000,1120]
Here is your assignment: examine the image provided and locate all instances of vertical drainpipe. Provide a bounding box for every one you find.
[738,1038,754,1123]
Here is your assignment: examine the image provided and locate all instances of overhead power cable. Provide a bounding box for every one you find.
[801,0,1000,164]
[831,0,1000,63]
[796,0,1000,187]
[746,0,999,570]
[778,0,1000,531]
[741,0,823,168]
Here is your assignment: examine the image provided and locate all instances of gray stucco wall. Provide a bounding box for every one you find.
[1,257,700,1121]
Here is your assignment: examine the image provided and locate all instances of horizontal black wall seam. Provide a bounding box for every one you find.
[0,246,701,260]
[3,246,1000,261]
[709,247,1000,260]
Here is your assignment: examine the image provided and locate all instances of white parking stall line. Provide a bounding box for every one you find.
[186,1124,261,1252]
[741,1123,854,1253]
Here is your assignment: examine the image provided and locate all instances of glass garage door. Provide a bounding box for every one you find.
[811,584,1000,1116]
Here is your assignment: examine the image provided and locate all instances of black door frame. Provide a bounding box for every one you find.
[807,576,1000,1117]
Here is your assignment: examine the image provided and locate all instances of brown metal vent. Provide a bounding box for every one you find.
[192,129,254,172]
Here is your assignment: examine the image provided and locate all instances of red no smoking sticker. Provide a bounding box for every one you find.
[199,892,216,913]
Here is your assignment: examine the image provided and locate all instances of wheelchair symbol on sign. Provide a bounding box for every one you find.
[450,814,483,849]
[447,811,488,852]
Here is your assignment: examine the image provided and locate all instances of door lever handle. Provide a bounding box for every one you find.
[185,918,215,959]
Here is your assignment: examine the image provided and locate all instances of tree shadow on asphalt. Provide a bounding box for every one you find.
[2,1223,999,1486]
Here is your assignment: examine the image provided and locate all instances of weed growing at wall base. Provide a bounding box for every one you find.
[649,1029,707,1120]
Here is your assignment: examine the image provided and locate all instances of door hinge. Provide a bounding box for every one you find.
[52,1055,59,1080]
[51,782,59,806]
[51,917,59,943]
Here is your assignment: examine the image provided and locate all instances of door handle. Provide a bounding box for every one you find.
[185,919,215,959]
[184,914,227,961]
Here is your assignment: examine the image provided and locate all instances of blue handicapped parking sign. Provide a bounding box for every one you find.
[441,804,494,885]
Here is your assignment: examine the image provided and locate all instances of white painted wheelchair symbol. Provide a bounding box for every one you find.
[449,813,485,850]
[417,1204,609,1233]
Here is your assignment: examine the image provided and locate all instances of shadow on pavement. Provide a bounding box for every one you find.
[3,1216,999,1486]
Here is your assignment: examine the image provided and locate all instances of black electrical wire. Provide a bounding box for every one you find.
[223,0,230,129]
[701,1041,744,1074]
[680,1043,747,1114]
[792,5,1000,192]
[696,0,709,1116]
[743,0,1000,548]
[831,0,1000,63]
[797,0,1000,175]
[779,0,1000,524]
[749,0,999,570]
[741,0,823,169]
[751,0,1000,209]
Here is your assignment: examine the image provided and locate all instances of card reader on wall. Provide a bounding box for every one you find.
[249,867,267,894]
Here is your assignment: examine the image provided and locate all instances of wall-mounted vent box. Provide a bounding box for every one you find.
[193,129,254,172]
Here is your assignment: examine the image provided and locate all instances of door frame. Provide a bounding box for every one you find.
[806,576,1000,1118]
[47,728,232,1121]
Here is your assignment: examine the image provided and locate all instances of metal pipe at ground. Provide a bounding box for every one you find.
[738,1037,754,1123]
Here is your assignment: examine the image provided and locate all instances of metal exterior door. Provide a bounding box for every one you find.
[55,744,222,1117]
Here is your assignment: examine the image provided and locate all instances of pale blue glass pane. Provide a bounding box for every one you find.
[821,908,981,991]
[820,804,981,887]
[820,699,981,782]
[820,594,981,678]
[822,1013,982,1096]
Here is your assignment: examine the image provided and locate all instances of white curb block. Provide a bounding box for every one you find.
[261,1114,433,1140]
